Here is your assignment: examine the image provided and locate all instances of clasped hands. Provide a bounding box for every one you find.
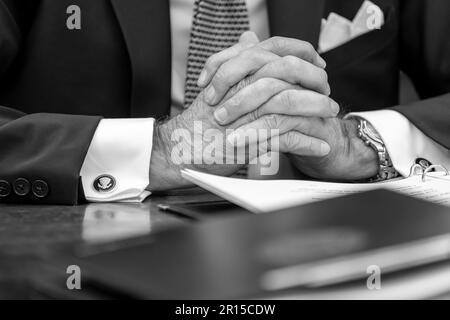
[149,32,378,190]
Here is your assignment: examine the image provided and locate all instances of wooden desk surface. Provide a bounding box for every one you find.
[1,189,449,300]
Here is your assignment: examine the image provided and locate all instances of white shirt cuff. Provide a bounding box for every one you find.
[348,110,450,177]
[80,118,155,202]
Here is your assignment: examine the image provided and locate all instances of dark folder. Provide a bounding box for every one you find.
[70,190,450,299]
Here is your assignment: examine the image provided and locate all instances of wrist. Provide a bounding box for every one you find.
[148,119,191,191]
[345,119,379,180]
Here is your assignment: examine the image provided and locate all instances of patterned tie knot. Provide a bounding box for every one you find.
[184,0,250,108]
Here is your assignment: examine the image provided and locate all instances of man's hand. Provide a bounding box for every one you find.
[288,117,380,181]
[148,87,335,190]
[198,33,377,182]
[198,33,339,145]
[199,34,330,108]
[147,33,338,191]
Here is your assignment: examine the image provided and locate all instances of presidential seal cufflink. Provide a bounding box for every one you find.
[93,175,116,193]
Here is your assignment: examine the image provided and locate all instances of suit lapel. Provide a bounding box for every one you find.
[110,0,171,118]
[267,0,325,48]
[109,0,326,117]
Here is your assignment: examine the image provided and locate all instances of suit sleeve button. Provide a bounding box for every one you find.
[13,178,31,196]
[0,180,11,197]
[32,180,49,198]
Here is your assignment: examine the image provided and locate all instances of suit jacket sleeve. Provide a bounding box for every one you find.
[394,0,450,149]
[0,0,102,204]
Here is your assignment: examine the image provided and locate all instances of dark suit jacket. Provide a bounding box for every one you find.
[0,0,449,204]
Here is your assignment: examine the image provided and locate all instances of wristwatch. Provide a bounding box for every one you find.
[356,118,399,181]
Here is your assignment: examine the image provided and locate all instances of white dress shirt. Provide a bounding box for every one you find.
[80,0,449,203]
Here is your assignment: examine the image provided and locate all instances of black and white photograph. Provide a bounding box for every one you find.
[0,0,449,305]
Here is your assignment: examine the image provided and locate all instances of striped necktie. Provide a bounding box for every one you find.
[184,0,250,108]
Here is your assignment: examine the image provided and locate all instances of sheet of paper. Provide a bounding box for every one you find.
[181,170,450,213]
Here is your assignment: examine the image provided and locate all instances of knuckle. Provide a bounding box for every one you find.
[253,106,262,120]
[255,77,273,90]
[263,114,280,129]
[238,49,250,60]
[262,59,279,74]
[285,132,299,148]
[303,41,316,56]
[212,66,228,86]
[232,75,254,95]
[272,91,285,106]
[271,36,288,51]
[318,94,330,107]
[295,135,313,152]
[239,47,256,60]
[227,96,241,110]
[283,55,300,67]
[270,36,282,43]
[205,54,219,71]
[294,40,317,61]
[318,68,329,83]
[306,138,314,152]
[234,41,248,52]
[280,90,295,108]
[304,66,328,88]
[283,56,304,76]
[248,106,262,122]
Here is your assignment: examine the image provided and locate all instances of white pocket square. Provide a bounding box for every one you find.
[319,0,385,54]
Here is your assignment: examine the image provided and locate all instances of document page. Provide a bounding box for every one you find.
[181,170,450,213]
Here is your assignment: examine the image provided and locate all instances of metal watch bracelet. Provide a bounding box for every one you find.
[356,119,399,182]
